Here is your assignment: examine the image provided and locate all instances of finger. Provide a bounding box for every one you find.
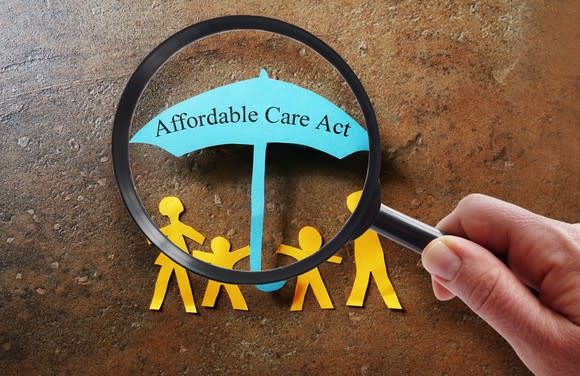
[437,194,579,291]
[422,236,562,357]
[431,277,455,301]
[437,194,537,255]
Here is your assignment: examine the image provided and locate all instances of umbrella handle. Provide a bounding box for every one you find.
[370,204,444,254]
[250,143,286,291]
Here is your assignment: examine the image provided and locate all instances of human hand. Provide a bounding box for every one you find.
[422,194,580,375]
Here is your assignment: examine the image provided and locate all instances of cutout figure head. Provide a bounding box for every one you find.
[211,236,231,254]
[346,190,363,213]
[298,226,323,253]
[159,196,184,218]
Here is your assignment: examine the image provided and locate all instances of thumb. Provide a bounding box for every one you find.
[422,236,556,353]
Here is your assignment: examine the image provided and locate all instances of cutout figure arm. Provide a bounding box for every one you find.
[182,225,205,245]
[191,250,213,263]
[276,245,302,260]
[326,255,342,264]
[231,246,250,264]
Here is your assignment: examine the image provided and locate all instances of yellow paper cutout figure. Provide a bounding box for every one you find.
[191,237,250,311]
[346,191,402,309]
[277,226,342,311]
[149,196,205,314]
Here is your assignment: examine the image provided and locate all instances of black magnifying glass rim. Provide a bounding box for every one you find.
[112,15,381,285]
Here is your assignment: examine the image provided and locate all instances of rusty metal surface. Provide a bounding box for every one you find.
[1,1,578,375]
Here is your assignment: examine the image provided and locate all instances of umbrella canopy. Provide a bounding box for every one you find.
[131,69,369,291]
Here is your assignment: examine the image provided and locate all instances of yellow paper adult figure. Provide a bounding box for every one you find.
[277,226,342,311]
[191,237,250,311]
[149,196,205,314]
[346,191,402,309]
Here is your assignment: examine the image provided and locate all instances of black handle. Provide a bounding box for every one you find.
[370,204,443,254]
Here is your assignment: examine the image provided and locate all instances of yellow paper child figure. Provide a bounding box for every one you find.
[346,191,402,309]
[191,237,249,311]
[277,226,342,311]
[149,196,205,314]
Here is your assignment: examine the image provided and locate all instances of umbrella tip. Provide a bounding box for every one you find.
[258,68,269,80]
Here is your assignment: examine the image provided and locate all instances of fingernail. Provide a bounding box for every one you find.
[422,239,461,281]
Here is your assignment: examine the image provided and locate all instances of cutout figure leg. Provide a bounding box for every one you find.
[201,281,222,308]
[346,269,371,307]
[371,268,402,309]
[174,265,197,314]
[290,275,310,311]
[307,269,334,309]
[150,265,173,311]
[224,284,249,311]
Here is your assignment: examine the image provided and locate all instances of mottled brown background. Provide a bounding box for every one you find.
[1,1,578,375]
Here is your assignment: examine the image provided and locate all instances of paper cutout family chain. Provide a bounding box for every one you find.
[149,193,402,313]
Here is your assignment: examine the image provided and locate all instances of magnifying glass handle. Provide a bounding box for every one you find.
[370,204,443,254]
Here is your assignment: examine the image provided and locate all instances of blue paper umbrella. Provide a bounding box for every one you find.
[131,69,369,291]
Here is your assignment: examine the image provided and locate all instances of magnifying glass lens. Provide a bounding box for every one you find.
[127,28,370,281]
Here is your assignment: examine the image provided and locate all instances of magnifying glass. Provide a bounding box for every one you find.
[113,15,443,287]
